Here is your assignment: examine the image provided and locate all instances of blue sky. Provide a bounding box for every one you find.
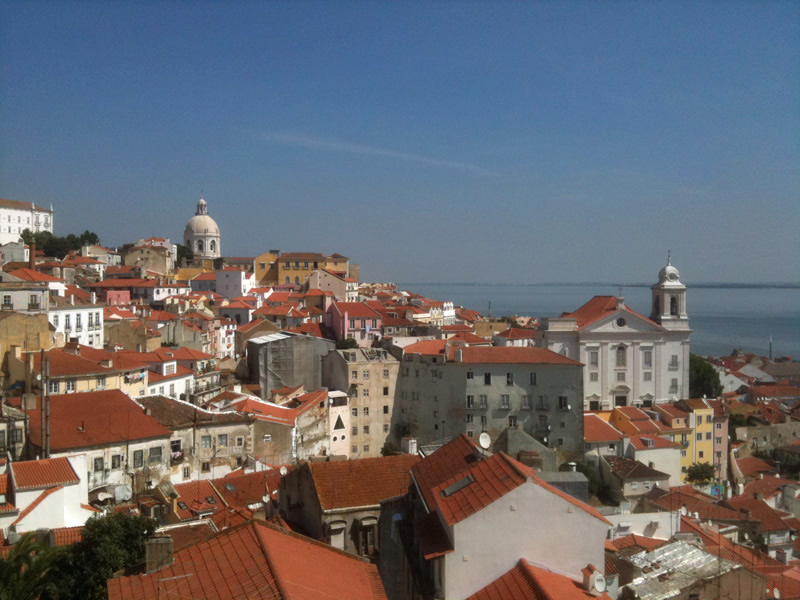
[1,1,797,283]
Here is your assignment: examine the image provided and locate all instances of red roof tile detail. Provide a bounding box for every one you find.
[51,526,84,546]
[23,390,172,451]
[107,520,387,600]
[468,559,611,600]
[172,479,226,521]
[404,339,448,357]
[10,457,79,491]
[584,414,624,443]
[308,454,421,510]
[561,295,657,331]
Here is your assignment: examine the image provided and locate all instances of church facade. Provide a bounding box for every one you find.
[184,197,221,260]
[536,259,691,410]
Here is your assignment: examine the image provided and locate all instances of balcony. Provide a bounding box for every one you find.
[170,451,184,465]
[28,302,42,311]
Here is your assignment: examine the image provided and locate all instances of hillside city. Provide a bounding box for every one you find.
[0,195,799,600]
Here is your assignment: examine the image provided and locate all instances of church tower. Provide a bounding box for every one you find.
[650,254,689,330]
[184,197,221,260]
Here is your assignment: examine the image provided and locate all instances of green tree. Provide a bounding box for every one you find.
[686,462,716,484]
[381,441,399,456]
[336,337,359,349]
[78,230,100,247]
[176,243,194,266]
[0,532,66,600]
[41,512,157,600]
[689,354,722,399]
[729,413,747,442]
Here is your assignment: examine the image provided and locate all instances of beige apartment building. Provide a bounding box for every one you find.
[322,348,400,458]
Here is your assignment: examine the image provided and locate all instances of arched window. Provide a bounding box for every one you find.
[294,276,300,285]
[285,276,290,284]
[616,345,627,368]
[197,240,203,252]
[210,240,216,252]
[670,296,678,316]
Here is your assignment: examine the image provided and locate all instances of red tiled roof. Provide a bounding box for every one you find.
[750,384,800,398]
[584,414,624,443]
[403,339,447,356]
[51,526,84,546]
[162,521,217,551]
[172,479,225,521]
[650,491,755,523]
[307,454,421,511]
[722,496,794,532]
[107,520,387,600]
[468,559,611,600]
[494,327,537,340]
[23,390,172,451]
[612,534,668,552]
[410,434,483,512]
[561,295,657,330]
[742,475,796,500]
[448,332,491,345]
[211,470,289,509]
[628,435,682,450]
[333,301,381,319]
[7,268,63,282]
[735,456,777,478]
[10,457,80,491]
[448,346,582,366]
[225,398,296,425]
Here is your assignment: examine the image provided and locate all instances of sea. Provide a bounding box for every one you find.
[398,283,800,360]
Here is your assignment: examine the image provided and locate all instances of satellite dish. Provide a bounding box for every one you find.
[593,576,607,593]
[279,466,288,476]
[478,432,491,450]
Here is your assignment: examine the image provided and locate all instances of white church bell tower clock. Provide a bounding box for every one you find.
[651,253,689,331]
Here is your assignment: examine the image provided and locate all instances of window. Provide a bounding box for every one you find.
[383,368,389,378]
[97,375,106,389]
[696,433,702,441]
[352,426,358,436]
[383,424,389,433]
[631,482,639,490]
[642,349,653,368]
[616,372,626,382]
[508,415,517,427]
[716,423,722,430]
[466,395,474,408]
[644,372,652,381]
[352,388,358,398]
[169,383,175,397]
[589,372,599,382]
[352,445,358,454]
[466,414,474,424]
[363,370,369,379]
[93,457,104,471]
[538,395,549,410]
[183,466,190,479]
[383,405,389,414]
[466,370,474,380]
[349,319,356,329]
[466,430,474,438]
[171,439,182,453]
[363,445,369,452]
[65,379,76,392]
[363,426,369,434]
[500,394,510,409]
[383,386,389,396]
[522,395,532,409]
[699,451,704,459]
[716,437,722,444]
[363,407,369,416]
[201,462,211,473]
[149,446,162,462]
[236,436,244,446]
[589,351,599,367]
[133,450,143,468]
[201,435,212,448]
[484,373,491,385]
[479,394,488,409]
[705,432,711,440]
[263,434,272,442]
[681,450,687,457]
[669,379,679,394]
[48,380,59,394]
[218,434,228,447]
[352,408,358,417]
[670,354,679,368]
[351,369,358,380]
[1,295,10,308]
[111,455,122,470]
[530,372,537,385]
[506,372,513,386]
[480,415,487,430]
[706,415,713,423]
[616,346,627,368]
[53,314,59,327]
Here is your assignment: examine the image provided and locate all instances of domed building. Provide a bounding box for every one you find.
[184,197,220,260]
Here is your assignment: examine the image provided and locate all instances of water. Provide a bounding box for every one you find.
[399,283,800,359]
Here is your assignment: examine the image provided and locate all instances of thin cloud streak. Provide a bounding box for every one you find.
[263,132,494,176]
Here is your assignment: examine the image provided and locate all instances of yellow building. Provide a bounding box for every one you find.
[254,251,279,285]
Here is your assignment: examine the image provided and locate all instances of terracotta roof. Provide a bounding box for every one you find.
[333,301,381,319]
[279,252,325,260]
[7,267,63,282]
[161,521,217,551]
[742,475,796,500]
[468,559,611,600]
[605,456,670,481]
[628,435,682,450]
[722,496,794,532]
[448,346,582,366]
[30,347,116,378]
[561,295,658,330]
[23,390,172,451]
[285,321,333,339]
[0,198,50,212]
[735,456,777,478]
[750,384,800,398]
[650,491,755,523]
[51,526,84,546]
[404,339,447,356]
[10,457,80,491]
[225,398,297,425]
[307,454,420,510]
[584,414,625,443]
[171,479,225,521]
[494,327,537,340]
[410,434,483,512]
[612,534,668,552]
[447,332,491,345]
[139,395,252,429]
[107,520,387,600]
[212,470,288,509]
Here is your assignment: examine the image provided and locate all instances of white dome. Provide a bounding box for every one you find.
[658,258,681,284]
[185,214,220,236]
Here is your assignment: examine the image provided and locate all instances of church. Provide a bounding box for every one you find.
[536,259,691,410]
[184,197,221,261]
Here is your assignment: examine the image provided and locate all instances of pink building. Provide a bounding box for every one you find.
[327,302,382,347]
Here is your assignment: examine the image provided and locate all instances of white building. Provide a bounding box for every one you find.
[0,198,53,245]
[49,295,105,348]
[215,267,254,299]
[537,259,691,410]
[184,197,221,260]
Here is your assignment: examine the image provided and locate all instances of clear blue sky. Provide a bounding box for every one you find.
[1,1,797,283]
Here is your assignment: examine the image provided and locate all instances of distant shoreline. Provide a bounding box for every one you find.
[400,282,800,290]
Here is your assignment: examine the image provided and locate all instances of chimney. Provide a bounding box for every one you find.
[90,292,96,304]
[145,536,174,573]
[616,296,625,309]
[29,242,36,270]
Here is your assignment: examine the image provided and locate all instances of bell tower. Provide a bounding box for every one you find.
[651,253,689,330]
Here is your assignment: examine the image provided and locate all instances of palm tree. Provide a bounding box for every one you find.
[0,532,63,600]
